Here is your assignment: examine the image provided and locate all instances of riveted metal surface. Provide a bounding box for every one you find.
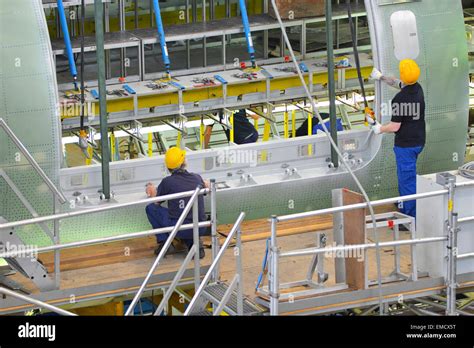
[0,0,468,246]
[0,0,62,246]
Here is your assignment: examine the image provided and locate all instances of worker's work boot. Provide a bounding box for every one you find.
[154,239,187,256]
[186,239,205,260]
[198,240,205,259]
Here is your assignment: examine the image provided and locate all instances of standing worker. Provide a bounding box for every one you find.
[145,147,208,258]
[369,59,426,219]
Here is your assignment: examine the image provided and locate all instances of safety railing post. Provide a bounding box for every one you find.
[236,227,243,315]
[193,195,200,291]
[440,173,458,316]
[269,215,279,315]
[210,179,219,282]
[447,213,459,316]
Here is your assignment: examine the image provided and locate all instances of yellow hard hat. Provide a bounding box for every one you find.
[399,59,420,85]
[165,147,186,170]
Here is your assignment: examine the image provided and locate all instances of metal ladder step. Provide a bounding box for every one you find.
[201,282,265,316]
[188,309,213,316]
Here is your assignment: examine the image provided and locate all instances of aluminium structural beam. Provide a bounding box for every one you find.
[326,0,338,167]
[94,0,111,200]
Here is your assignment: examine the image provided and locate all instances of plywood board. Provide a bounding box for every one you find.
[342,189,366,290]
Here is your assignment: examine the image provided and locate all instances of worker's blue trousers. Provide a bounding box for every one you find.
[239,131,259,144]
[394,146,424,218]
[145,204,204,246]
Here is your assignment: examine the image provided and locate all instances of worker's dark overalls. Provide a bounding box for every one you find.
[145,169,207,248]
[224,109,259,144]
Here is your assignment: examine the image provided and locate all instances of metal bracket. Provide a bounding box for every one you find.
[0,219,56,291]
[436,172,457,187]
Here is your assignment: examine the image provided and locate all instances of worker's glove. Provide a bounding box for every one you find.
[370,68,383,81]
[372,122,382,135]
[366,115,376,126]
[78,130,91,159]
[365,107,376,125]
[78,129,88,150]
[145,183,157,198]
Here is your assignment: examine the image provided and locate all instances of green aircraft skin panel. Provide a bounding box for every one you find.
[0,0,468,247]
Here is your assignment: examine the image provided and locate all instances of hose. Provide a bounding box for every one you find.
[78,0,90,158]
[255,238,270,292]
[57,0,78,89]
[238,0,256,68]
[459,161,474,180]
[347,1,369,110]
[152,0,171,78]
[270,0,385,315]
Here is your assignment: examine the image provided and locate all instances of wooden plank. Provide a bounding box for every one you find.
[39,236,159,272]
[37,204,393,274]
[218,206,393,243]
[342,189,366,290]
[268,0,326,19]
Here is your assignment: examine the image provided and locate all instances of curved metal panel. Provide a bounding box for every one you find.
[0,0,62,245]
[0,0,468,245]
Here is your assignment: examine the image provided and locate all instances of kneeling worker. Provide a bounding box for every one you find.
[370,59,425,218]
[294,112,344,137]
[145,147,208,258]
[203,109,259,148]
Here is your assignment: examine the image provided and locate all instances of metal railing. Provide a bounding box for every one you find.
[0,188,208,231]
[0,189,211,259]
[184,212,246,316]
[276,190,449,222]
[125,186,202,315]
[264,177,474,316]
[0,178,218,315]
[0,287,76,316]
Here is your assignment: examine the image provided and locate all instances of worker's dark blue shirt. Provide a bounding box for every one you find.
[157,170,206,222]
[391,83,426,148]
